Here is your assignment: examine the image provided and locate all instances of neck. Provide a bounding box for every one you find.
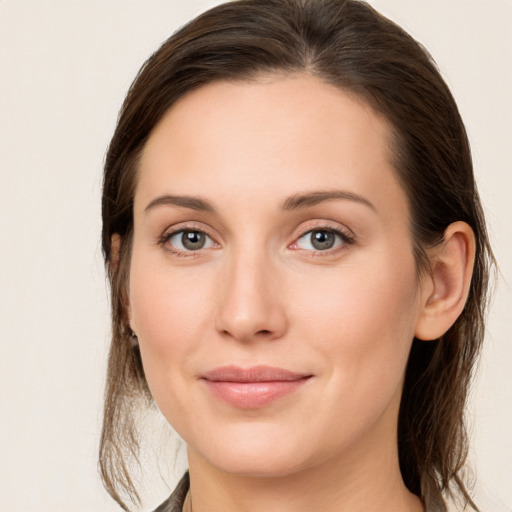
[186,428,423,512]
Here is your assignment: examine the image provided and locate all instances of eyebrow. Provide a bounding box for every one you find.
[144,195,216,214]
[143,189,376,215]
[282,190,376,211]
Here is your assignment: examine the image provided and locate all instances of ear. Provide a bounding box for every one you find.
[415,221,476,341]
[110,234,135,330]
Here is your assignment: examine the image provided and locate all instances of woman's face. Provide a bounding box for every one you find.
[128,74,428,477]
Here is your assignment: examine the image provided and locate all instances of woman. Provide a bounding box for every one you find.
[99,0,494,511]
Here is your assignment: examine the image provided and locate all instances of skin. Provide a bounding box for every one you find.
[125,73,474,512]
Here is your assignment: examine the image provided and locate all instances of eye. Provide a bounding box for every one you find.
[165,229,216,252]
[293,229,351,252]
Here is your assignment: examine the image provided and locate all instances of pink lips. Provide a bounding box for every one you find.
[200,365,312,409]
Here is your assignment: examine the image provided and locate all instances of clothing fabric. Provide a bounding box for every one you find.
[153,472,190,512]
[152,471,449,512]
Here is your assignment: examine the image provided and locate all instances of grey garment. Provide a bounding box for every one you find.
[153,473,189,512]
[152,471,448,512]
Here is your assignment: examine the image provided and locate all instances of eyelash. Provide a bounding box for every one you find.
[290,226,355,256]
[158,223,356,257]
[158,223,218,258]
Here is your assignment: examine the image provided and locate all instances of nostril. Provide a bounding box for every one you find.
[221,328,274,339]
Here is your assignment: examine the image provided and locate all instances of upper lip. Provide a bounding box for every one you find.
[201,365,312,383]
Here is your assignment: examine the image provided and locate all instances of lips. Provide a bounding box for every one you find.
[200,365,312,409]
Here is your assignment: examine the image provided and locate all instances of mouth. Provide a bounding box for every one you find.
[200,365,313,409]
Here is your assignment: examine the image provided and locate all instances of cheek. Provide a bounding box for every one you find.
[128,259,214,431]
[127,249,214,404]
[129,249,211,345]
[292,250,421,394]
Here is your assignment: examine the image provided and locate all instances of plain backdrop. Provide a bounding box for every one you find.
[0,1,510,511]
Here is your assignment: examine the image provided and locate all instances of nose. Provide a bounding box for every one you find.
[215,249,288,343]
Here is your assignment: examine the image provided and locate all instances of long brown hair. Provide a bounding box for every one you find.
[100,0,494,510]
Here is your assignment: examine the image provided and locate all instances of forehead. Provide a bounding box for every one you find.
[136,73,405,218]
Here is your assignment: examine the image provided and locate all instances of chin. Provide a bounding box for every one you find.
[206,451,311,479]
[188,422,318,478]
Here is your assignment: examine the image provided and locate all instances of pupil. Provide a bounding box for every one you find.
[182,231,205,250]
[311,231,335,250]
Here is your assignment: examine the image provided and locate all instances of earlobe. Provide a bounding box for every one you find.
[415,221,476,341]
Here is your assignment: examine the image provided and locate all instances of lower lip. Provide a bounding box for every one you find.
[202,378,311,409]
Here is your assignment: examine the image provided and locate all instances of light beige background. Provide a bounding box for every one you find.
[0,1,510,511]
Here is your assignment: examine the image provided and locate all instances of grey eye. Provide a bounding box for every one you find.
[168,230,214,251]
[182,231,206,250]
[310,231,336,250]
[295,229,345,251]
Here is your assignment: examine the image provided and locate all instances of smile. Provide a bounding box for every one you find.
[200,365,313,409]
